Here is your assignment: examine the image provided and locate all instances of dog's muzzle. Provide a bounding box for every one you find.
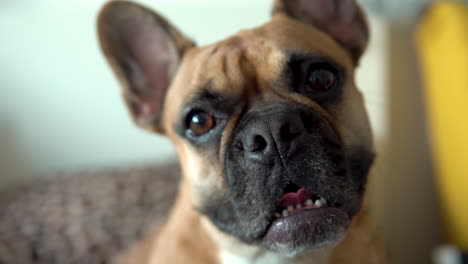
[201,103,373,256]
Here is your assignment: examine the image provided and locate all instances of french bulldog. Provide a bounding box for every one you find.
[98,0,383,263]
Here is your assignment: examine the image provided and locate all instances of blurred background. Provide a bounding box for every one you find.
[1,0,467,263]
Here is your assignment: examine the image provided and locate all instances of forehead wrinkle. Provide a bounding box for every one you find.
[224,47,248,92]
[189,46,216,94]
[194,33,289,100]
[187,84,233,108]
[191,44,239,98]
[244,39,288,93]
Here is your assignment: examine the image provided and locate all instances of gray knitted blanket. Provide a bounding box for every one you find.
[0,164,180,264]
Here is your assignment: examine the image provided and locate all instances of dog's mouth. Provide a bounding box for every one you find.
[274,182,337,219]
[261,182,351,256]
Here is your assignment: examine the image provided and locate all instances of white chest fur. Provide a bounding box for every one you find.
[219,251,329,264]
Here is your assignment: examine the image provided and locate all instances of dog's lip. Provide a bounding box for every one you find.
[263,186,350,243]
[268,207,347,232]
[261,207,350,248]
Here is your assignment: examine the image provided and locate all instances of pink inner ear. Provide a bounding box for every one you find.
[295,0,368,60]
[128,21,179,121]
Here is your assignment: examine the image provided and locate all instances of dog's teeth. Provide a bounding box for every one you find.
[275,213,282,219]
[296,204,302,209]
[320,197,327,205]
[305,199,313,206]
[287,206,294,212]
[282,210,289,217]
[315,199,323,207]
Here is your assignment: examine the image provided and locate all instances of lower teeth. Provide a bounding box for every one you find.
[275,197,329,218]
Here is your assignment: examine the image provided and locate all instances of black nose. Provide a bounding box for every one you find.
[238,111,305,163]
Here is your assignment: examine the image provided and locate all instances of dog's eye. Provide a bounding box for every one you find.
[307,68,337,91]
[290,58,343,102]
[186,111,216,136]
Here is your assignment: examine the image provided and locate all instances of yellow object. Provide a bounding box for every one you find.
[416,1,468,250]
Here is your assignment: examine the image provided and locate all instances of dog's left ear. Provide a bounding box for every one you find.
[97,1,195,133]
[273,0,369,64]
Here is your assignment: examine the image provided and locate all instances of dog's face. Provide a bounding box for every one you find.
[98,0,374,257]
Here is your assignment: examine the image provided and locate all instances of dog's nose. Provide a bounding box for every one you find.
[238,112,305,163]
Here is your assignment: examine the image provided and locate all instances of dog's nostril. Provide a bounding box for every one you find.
[244,135,268,152]
[250,135,267,152]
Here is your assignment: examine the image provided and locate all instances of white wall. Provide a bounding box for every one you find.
[0,0,387,183]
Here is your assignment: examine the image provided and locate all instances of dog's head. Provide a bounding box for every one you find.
[98,0,374,257]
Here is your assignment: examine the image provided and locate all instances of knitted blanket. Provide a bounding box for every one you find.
[0,164,180,264]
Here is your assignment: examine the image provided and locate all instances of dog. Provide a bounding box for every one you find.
[98,0,384,263]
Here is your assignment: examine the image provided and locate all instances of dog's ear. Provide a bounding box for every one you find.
[273,0,369,64]
[98,1,195,133]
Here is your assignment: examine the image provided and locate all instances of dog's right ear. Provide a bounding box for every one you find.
[273,0,368,65]
[98,1,195,133]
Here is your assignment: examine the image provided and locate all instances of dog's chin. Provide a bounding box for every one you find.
[199,178,361,258]
[259,183,357,257]
[261,207,351,257]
